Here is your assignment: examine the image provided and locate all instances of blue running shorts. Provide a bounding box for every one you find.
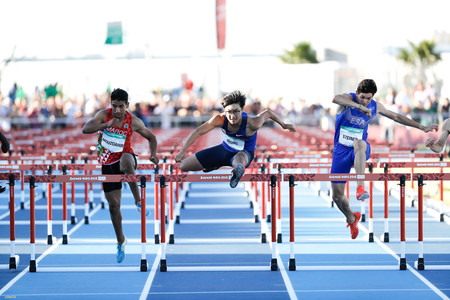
[330,142,371,183]
[195,144,254,169]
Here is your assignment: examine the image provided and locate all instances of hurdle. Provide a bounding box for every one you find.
[285,172,411,271]
[156,173,280,272]
[0,173,21,270]
[383,160,450,221]
[414,173,450,270]
[23,174,151,272]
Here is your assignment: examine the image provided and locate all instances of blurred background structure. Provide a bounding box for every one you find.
[1,0,450,147]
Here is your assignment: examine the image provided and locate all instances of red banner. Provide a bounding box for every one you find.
[216,0,226,50]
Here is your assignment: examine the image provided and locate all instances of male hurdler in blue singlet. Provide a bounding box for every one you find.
[175,90,295,188]
[331,79,438,239]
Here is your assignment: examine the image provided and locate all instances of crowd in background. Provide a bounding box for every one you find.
[0,77,448,145]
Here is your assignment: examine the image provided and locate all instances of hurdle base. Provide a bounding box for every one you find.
[289,258,296,271]
[399,258,407,270]
[169,234,175,244]
[160,259,167,272]
[383,232,389,243]
[440,214,445,222]
[249,200,253,208]
[254,215,259,223]
[89,202,94,210]
[175,216,180,224]
[30,260,37,272]
[101,202,106,209]
[47,235,53,245]
[368,232,374,243]
[181,202,185,209]
[21,202,25,210]
[154,234,160,244]
[63,234,68,245]
[277,233,282,243]
[9,256,19,269]
[271,258,278,271]
[361,214,365,222]
[84,216,89,224]
[140,259,148,272]
[266,214,271,223]
[261,233,266,244]
[415,258,425,270]
[71,216,77,225]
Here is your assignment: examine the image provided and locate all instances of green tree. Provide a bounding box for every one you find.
[280,41,319,64]
[397,39,441,87]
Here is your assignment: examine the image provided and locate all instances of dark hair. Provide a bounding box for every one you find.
[220,90,246,108]
[111,88,128,103]
[357,79,377,95]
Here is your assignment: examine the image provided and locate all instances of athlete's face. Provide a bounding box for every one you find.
[111,100,129,119]
[224,103,242,125]
[356,92,373,107]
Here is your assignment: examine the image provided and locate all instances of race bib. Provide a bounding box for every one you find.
[338,126,363,147]
[101,130,126,153]
[222,132,245,151]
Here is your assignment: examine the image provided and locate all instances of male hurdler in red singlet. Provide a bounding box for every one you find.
[82,88,158,263]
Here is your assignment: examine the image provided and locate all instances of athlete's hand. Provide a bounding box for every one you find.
[149,155,159,164]
[425,137,436,148]
[423,124,439,133]
[174,151,186,163]
[282,124,296,132]
[359,106,372,118]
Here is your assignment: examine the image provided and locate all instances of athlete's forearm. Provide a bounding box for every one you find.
[393,114,424,131]
[82,121,109,134]
[0,131,9,145]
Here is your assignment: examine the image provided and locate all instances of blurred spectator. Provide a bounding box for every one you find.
[396,86,412,115]
[412,81,426,108]
[379,97,399,144]
[154,94,175,129]
[438,97,450,124]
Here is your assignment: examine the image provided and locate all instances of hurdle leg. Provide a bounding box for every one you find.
[368,181,374,242]
[62,181,68,244]
[9,174,19,269]
[29,177,37,272]
[276,179,282,243]
[20,170,25,209]
[415,175,425,270]
[288,175,296,271]
[270,175,278,271]
[260,180,266,243]
[47,182,54,245]
[140,176,148,271]
[382,180,389,243]
[159,176,167,272]
[154,180,160,244]
[399,175,407,270]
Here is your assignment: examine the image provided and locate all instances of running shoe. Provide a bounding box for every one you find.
[356,185,370,201]
[346,212,361,239]
[230,163,245,188]
[116,237,127,263]
[0,185,5,193]
[136,201,150,216]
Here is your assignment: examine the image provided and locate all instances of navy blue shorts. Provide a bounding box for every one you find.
[101,154,137,193]
[330,142,371,183]
[195,144,254,169]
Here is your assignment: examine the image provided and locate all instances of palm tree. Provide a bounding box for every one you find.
[397,39,441,87]
[280,42,319,64]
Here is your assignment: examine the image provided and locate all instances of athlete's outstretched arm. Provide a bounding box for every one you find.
[133,117,159,164]
[248,109,295,133]
[425,118,450,153]
[81,110,113,134]
[377,101,438,133]
[333,93,372,117]
[174,114,223,162]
